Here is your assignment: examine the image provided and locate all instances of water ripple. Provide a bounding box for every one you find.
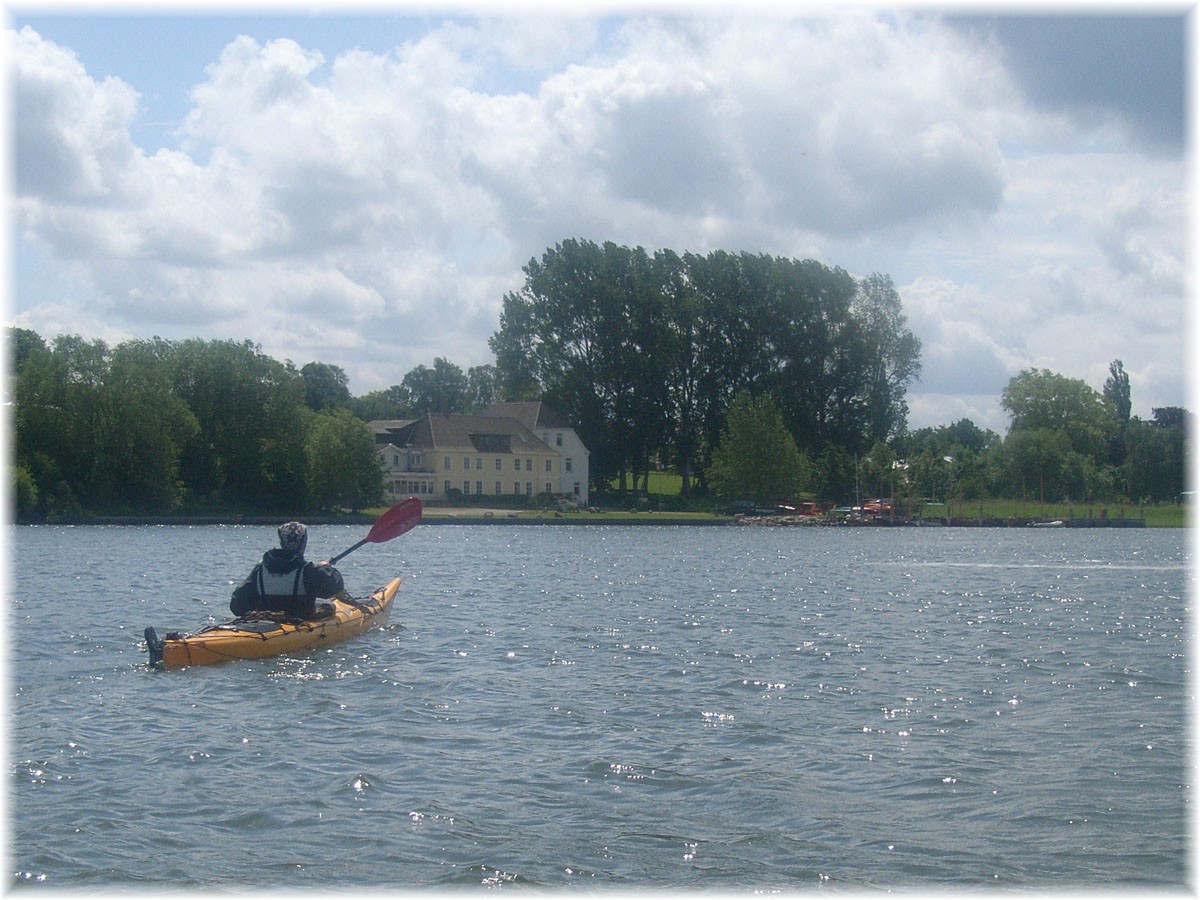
[10,524,1188,890]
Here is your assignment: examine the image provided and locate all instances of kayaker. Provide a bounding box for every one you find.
[230,521,345,619]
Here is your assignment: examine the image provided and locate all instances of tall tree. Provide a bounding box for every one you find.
[490,239,668,491]
[656,248,703,494]
[684,250,781,477]
[1103,359,1132,425]
[1103,358,1132,467]
[760,256,859,453]
[492,241,924,497]
[848,273,922,447]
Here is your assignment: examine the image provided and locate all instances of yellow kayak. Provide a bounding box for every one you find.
[145,577,401,669]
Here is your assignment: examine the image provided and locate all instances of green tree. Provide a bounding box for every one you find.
[304,409,385,512]
[761,257,858,455]
[493,241,922,498]
[684,250,796,482]
[490,239,671,493]
[1103,359,1131,466]
[10,328,61,516]
[466,364,499,413]
[1000,427,1095,504]
[706,392,811,504]
[42,335,111,506]
[402,357,468,415]
[170,338,307,511]
[847,273,922,447]
[351,385,410,421]
[301,361,352,411]
[656,247,704,494]
[11,330,202,515]
[13,465,38,519]
[898,419,999,502]
[1103,359,1132,425]
[1001,368,1111,461]
[1122,408,1188,502]
[94,339,199,511]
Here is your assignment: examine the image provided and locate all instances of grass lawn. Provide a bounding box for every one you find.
[948,499,1185,527]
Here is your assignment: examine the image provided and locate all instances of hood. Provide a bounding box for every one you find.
[261,548,304,574]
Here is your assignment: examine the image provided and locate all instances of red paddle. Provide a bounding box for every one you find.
[328,497,423,565]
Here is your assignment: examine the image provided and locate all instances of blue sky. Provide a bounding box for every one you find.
[7,2,1191,434]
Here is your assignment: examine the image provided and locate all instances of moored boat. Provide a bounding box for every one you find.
[145,577,401,669]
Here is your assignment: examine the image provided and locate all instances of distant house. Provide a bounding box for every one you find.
[371,405,590,505]
[483,402,590,506]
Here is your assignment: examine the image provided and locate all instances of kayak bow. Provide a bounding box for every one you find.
[145,577,401,669]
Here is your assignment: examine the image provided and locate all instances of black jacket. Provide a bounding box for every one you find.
[230,548,344,618]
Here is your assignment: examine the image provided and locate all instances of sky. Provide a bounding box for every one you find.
[4,1,1191,436]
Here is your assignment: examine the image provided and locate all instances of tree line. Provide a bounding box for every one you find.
[856,362,1186,510]
[10,239,1188,521]
[490,239,922,496]
[10,326,523,520]
[486,242,1185,507]
[11,332,382,519]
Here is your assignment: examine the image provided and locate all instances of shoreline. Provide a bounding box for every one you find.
[16,508,1168,527]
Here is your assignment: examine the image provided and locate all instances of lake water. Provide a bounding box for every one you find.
[9,523,1191,891]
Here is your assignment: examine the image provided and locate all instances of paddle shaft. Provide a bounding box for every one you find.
[329,538,369,565]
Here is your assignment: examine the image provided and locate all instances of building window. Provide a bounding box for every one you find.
[476,481,483,495]
[545,482,552,494]
[556,433,563,447]
[525,482,533,496]
[444,456,451,470]
[495,458,502,471]
[463,481,471,495]
[476,457,483,470]
[463,456,471,470]
[545,458,553,472]
[573,483,581,497]
[495,481,502,495]
[393,453,401,467]
[514,482,521,494]
[444,480,451,494]
[565,458,573,473]
[525,459,533,472]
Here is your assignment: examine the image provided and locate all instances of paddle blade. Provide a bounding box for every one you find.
[364,496,423,544]
[328,497,423,565]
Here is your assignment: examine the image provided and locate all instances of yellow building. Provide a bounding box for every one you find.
[373,411,582,503]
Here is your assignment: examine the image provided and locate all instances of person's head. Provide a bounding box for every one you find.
[278,521,308,556]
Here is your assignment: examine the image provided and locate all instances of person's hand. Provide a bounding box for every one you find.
[317,559,331,567]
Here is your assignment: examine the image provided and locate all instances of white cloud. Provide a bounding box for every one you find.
[12,26,143,201]
[9,11,1187,432]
